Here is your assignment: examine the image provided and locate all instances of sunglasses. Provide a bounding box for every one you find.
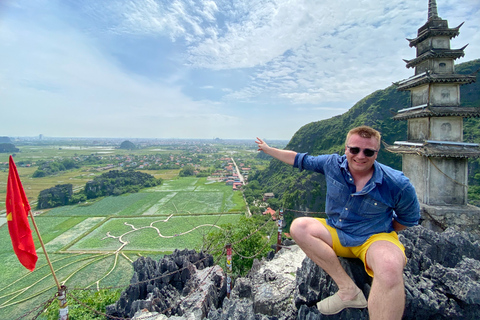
[347,146,378,157]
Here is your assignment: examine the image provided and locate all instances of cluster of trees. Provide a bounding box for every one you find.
[33,159,80,177]
[203,215,276,276]
[178,165,214,177]
[37,170,162,209]
[84,170,162,199]
[178,165,195,177]
[37,184,76,209]
[243,180,264,214]
[0,143,19,153]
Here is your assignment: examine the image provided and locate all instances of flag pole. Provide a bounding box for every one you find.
[29,210,69,319]
[28,210,61,290]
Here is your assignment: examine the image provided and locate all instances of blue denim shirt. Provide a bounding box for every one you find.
[294,153,420,247]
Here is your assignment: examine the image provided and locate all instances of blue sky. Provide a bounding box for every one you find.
[1,0,479,140]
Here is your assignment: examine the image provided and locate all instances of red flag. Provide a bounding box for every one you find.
[6,155,38,271]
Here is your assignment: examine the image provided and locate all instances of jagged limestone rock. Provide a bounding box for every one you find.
[120,226,479,320]
[107,249,222,319]
[208,244,305,320]
[295,226,480,319]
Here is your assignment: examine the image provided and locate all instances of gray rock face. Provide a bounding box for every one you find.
[121,226,480,320]
[106,249,222,319]
[295,226,480,319]
[207,245,306,320]
[402,227,480,319]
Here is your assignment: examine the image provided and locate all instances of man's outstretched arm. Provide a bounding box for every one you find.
[255,137,297,165]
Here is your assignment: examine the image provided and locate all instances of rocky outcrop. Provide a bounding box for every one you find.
[106,249,223,319]
[116,226,480,320]
[208,244,306,320]
[295,226,480,319]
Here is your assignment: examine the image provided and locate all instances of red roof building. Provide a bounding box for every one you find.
[263,207,277,220]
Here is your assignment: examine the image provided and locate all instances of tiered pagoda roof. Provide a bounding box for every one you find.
[396,70,476,91]
[403,46,468,68]
[393,106,480,121]
[385,141,480,159]
[407,23,463,47]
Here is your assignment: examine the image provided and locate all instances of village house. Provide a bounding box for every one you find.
[233,182,242,190]
[263,193,275,202]
[263,207,277,220]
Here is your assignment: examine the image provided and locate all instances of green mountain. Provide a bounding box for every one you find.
[250,59,480,220]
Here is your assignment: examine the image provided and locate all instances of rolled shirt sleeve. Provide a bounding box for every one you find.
[294,153,307,171]
[294,152,330,174]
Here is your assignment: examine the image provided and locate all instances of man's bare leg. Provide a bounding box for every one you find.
[290,217,361,300]
[366,241,406,320]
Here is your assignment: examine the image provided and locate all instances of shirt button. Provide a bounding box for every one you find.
[345,208,348,211]
[374,203,377,206]
[339,219,343,222]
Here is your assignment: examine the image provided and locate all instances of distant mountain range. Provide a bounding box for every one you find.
[250,59,480,216]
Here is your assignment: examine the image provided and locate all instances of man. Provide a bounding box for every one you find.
[255,126,420,320]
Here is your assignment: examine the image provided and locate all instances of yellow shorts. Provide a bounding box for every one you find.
[316,218,406,277]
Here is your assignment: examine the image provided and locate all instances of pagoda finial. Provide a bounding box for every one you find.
[428,0,439,20]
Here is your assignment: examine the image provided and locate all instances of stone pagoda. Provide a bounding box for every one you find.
[386,0,480,235]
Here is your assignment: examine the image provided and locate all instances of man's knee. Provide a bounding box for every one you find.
[376,256,404,279]
[367,242,405,286]
[290,217,333,247]
[290,217,323,241]
[290,217,309,240]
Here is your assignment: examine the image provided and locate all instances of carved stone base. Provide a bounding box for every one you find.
[420,203,480,237]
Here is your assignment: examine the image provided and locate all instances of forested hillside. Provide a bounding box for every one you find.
[85,170,162,198]
[249,59,480,222]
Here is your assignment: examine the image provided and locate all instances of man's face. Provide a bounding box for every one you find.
[345,134,379,174]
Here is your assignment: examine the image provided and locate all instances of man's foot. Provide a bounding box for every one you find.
[317,290,368,315]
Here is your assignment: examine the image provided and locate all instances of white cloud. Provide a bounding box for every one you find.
[110,0,220,42]
[202,0,477,105]
[95,0,480,107]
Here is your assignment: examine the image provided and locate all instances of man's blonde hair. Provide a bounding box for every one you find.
[345,126,381,149]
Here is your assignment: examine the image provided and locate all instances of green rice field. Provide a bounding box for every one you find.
[0,177,245,319]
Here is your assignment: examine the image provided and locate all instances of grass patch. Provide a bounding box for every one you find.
[68,215,241,252]
[138,169,180,180]
[162,191,224,214]
[122,192,176,216]
[194,179,231,192]
[225,190,247,212]
[46,193,151,217]
[43,217,106,252]
[150,177,199,191]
